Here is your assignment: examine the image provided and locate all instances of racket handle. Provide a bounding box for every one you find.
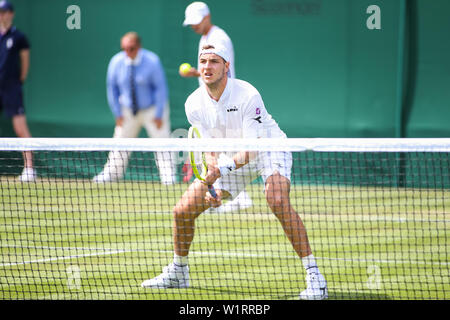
[208,185,217,198]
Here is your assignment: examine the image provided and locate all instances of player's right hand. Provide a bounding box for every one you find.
[204,164,220,186]
[179,67,200,78]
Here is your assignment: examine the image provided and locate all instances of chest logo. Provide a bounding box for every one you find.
[6,38,13,49]
[226,106,238,112]
[253,116,262,123]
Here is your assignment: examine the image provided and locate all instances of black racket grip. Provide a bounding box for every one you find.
[208,185,217,198]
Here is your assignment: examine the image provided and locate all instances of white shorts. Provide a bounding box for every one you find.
[213,151,292,199]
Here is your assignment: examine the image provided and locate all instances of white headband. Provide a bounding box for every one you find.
[199,44,230,63]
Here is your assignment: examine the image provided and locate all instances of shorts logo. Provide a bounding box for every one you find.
[227,106,238,112]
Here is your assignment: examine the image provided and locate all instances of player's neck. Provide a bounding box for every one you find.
[203,23,213,36]
[206,76,227,102]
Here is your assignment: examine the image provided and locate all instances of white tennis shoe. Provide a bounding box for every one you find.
[141,263,189,289]
[18,167,36,182]
[206,190,253,213]
[160,174,177,185]
[299,272,328,300]
[92,172,120,183]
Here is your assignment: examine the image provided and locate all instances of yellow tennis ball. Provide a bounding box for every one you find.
[179,63,192,75]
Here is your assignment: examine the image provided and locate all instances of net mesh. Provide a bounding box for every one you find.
[0,138,449,300]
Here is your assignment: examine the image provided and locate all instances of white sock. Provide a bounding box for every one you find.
[173,254,188,267]
[302,254,319,274]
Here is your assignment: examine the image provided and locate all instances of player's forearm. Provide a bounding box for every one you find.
[207,151,251,169]
[216,151,256,178]
[19,49,30,83]
[207,151,255,179]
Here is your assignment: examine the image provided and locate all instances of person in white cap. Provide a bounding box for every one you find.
[180,1,252,212]
[180,1,235,82]
[141,44,328,300]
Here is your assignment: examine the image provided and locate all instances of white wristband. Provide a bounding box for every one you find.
[217,154,236,177]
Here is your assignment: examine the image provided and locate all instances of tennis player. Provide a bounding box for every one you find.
[141,44,328,300]
[180,2,253,213]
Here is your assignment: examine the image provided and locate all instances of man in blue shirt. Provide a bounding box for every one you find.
[93,32,175,184]
[0,0,35,182]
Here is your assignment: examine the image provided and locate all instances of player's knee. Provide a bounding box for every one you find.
[172,206,199,221]
[172,206,185,220]
[12,115,31,138]
[266,194,286,214]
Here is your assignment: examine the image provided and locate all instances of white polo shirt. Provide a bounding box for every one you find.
[185,78,287,140]
[186,78,291,196]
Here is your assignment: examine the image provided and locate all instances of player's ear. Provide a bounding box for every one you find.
[224,61,230,73]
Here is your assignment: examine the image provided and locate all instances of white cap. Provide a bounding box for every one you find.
[183,2,210,26]
[199,43,230,62]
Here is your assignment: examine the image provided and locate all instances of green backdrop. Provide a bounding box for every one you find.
[1,0,449,139]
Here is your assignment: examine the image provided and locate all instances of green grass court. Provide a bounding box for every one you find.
[0,178,449,300]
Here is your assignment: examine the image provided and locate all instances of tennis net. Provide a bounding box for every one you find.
[0,137,449,300]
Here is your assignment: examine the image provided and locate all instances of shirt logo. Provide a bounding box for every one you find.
[253,116,262,123]
[6,38,13,49]
[256,107,261,115]
[227,106,238,112]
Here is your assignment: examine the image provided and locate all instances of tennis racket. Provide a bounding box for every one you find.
[188,126,218,198]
